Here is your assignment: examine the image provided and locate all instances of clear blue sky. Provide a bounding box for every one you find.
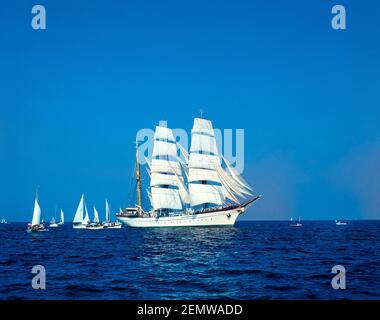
[0,0,379,221]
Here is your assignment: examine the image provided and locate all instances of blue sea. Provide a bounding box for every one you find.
[0,221,379,300]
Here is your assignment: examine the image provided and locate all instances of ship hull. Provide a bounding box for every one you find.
[117,207,243,228]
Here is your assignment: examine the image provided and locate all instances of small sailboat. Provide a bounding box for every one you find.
[103,200,122,229]
[27,192,47,233]
[49,217,59,228]
[87,206,104,229]
[0,218,7,224]
[335,220,347,226]
[290,217,302,227]
[58,209,64,225]
[73,194,90,229]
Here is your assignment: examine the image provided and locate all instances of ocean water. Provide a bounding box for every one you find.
[0,221,379,300]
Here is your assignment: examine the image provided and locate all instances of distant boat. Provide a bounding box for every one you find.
[335,220,347,226]
[103,200,122,229]
[27,191,47,233]
[58,209,64,225]
[49,217,59,228]
[73,194,90,229]
[87,206,104,230]
[290,217,302,227]
[0,218,7,224]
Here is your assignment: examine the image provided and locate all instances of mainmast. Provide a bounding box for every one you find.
[135,141,142,213]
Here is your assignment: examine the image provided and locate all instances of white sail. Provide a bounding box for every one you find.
[60,209,64,224]
[188,168,220,183]
[188,118,225,207]
[190,133,218,155]
[191,118,214,136]
[150,125,184,211]
[152,140,178,159]
[188,153,221,170]
[177,143,189,165]
[154,126,175,142]
[105,200,110,222]
[216,166,246,198]
[93,207,100,224]
[175,174,190,205]
[150,173,179,187]
[31,199,41,226]
[150,159,182,175]
[147,189,153,206]
[222,155,253,192]
[151,187,182,211]
[73,194,84,223]
[82,204,90,225]
[188,184,224,207]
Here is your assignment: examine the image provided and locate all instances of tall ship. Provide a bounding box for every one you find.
[117,117,261,228]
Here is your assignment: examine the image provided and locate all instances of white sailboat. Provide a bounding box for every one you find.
[117,117,261,228]
[27,192,47,232]
[58,209,64,225]
[73,194,90,229]
[49,217,59,228]
[87,206,104,229]
[103,200,122,229]
[290,216,302,227]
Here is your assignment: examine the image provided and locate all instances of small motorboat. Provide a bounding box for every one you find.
[335,220,347,226]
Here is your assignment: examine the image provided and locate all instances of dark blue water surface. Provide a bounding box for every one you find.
[0,221,379,300]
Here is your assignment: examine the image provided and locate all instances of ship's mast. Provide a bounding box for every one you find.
[135,141,142,213]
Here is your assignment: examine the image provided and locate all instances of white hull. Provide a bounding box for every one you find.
[86,225,104,230]
[103,222,122,229]
[73,224,88,229]
[117,207,243,228]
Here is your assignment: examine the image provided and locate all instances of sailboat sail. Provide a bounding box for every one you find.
[188,118,225,208]
[73,194,85,223]
[93,207,100,224]
[31,200,42,226]
[105,200,110,222]
[60,209,64,224]
[150,125,184,212]
[82,204,90,225]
